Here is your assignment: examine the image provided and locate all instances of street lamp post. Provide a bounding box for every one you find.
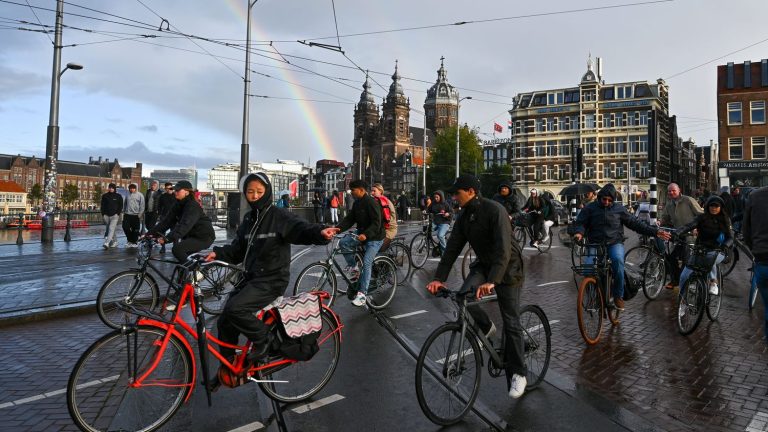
[238,0,258,223]
[42,0,83,243]
[455,96,472,178]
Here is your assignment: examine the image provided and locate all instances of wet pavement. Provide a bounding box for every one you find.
[0,224,766,431]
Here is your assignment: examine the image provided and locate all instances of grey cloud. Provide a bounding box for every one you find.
[0,65,48,101]
[58,141,230,171]
[139,125,158,133]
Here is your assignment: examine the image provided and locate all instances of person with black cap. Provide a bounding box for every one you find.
[100,183,123,249]
[571,183,671,311]
[149,180,215,263]
[425,174,529,399]
[205,172,335,376]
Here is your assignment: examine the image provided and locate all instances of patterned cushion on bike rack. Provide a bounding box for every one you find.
[276,292,323,339]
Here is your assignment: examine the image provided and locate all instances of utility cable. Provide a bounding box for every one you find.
[24,0,52,44]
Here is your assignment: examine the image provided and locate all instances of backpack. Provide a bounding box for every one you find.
[330,196,339,208]
[374,195,392,229]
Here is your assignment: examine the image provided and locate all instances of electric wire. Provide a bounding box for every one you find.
[23,0,52,43]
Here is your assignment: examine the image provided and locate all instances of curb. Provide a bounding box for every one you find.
[0,302,95,328]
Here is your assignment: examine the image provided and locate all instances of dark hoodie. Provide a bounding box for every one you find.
[492,181,519,215]
[678,196,733,250]
[151,194,214,243]
[571,183,658,245]
[429,190,452,225]
[213,173,328,285]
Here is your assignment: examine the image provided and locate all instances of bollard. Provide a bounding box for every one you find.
[64,211,72,242]
[16,214,24,245]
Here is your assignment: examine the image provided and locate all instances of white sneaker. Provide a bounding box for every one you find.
[195,270,205,282]
[109,242,118,248]
[508,373,527,399]
[709,282,719,296]
[541,235,550,243]
[351,292,366,307]
[103,241,109,249]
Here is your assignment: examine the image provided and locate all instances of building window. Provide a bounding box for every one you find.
[753,136,767,159]
[559,140,571,156]
[584,114,595,129]
[728,137,743,160]
[546,141,557,157]
[585,165,595,180]
[617,86,633,99]
[564,90,579,103]
[556,92,564,104]
[548,93,555,105]
[751,101,766,124]
[558,165,567,180]
[727,102,742,125]
[603,165,612,179]
[536,142,545,157]
[546,166,554,180]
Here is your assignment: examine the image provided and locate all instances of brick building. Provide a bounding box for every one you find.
[0,180,29,215]
[717,59,768,188]
[0,154,142,210]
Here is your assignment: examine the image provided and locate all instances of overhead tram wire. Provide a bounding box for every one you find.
[249,94,354,104]
[664,34,768,80]
[23,0,52,43]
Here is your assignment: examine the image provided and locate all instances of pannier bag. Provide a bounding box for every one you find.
[275,292,323,361]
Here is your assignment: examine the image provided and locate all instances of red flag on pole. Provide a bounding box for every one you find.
[493,122,503,133]
[289,179,298,198]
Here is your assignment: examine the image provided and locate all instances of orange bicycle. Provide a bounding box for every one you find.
[66,255,343,432]
[573,243,621,345]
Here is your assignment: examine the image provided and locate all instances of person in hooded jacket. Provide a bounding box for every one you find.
[675,196,733,296]
[205,172,335,365]
[570,183,671,311]
[150,180,216,263]
[428,190,452,255]
[492,181,519,216]
[522,188,553,246]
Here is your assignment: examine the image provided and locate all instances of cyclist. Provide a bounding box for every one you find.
[156,182,176,254]
[205,172,335,365]
[328,179,385,307]
[743,186,768,343]
[522,188,552,247]
[675,196,732,296]
[425,174,529,399]
[428,190,452,256]
[492,180,520,216]
[371,183,398,250]
[660,183,703,288]
[149,180,216,264]
[571,183,671,311]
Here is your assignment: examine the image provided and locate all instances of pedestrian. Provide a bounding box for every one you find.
[100,183,123,249]
[428,190,452,256]
[732,187,745,231]
[425,174,528,399]
[397,193,410,223]
[122,183,145,248]
[193,189,203,207]
[718,186,735,218]
[321,191,329,223]
[743,186,768,343]
[144,180,161,231]
[312,192,323,223]
[660,183,704,288]
[156,182,176,254]
[329,190,340,225]
[344,189,354,218]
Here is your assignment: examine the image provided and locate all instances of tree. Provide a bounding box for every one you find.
[426,125,482,193]
[479,164,513,198]
[61,184,79,209]
[29,183,43,206]
[93,184,103,206]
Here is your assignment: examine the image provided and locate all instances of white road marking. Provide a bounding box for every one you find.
[427,258,441,261]
[227,421,265,432]
[290,246,313,262]
[437,348,474,365]
[746,411,768,432]
[0,375,119,409]
[537,281,568,287]
[526,320,560,333]
[390,310,427,320]
[291,394,345,414]
[523,246,562,251]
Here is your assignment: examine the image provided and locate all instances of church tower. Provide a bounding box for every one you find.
[352,73,379,180]
[377,61,411,186]
[424,56,459,133]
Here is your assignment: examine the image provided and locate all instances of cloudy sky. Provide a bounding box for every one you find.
[1,0,767,189]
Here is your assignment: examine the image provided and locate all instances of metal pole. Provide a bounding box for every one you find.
[41,0,65,244]
[455,96,461,178]
[627,130,632,207]
[359,137,362,179]
[239,0,257,224]
[648,110,658,225]
[16,214,24,245]
[64,211,72,241]
[422,111,427,198]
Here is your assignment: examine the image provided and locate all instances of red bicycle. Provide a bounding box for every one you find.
[66,255,343,432]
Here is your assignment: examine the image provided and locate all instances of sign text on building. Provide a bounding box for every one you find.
[718,161,768,169]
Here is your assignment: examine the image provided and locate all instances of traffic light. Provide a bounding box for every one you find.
[576,147,584,173]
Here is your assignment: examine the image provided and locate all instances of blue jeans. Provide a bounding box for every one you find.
[433,223,449,253]
[754,262,768,342]
[339,235,383,295]
[678,251,725,291]
[586,243,625,299]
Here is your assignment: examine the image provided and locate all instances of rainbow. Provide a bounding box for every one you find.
[225,0,339,161]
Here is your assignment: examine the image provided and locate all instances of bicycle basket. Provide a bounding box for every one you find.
[514,213,531,228]
[686,247,717,273]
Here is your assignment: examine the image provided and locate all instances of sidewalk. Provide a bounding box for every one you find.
[0,229,233,326]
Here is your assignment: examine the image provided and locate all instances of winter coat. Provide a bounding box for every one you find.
[571,184,658,245]
[157,192,176,219]
[429,191,452,225]
[492,181,519,215]
[337,193,385,241]
[435,197,524,287]
[744,187,768,263]
[123,191,145,216]
[661,194,703,228]
[719,192,735,218]
[100,192,123,217]
[145,188,161,213]
[151,195,215,243]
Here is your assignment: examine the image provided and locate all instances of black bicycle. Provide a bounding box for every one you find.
[415,287,551,425]
[96,236,242,328]
[513,211,553,253]
[410,213,450,269]
[676,242,724,335]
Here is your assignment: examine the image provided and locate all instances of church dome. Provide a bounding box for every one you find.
[425,57,458,105]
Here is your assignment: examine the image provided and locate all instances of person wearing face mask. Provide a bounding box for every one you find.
[205,173,336,368]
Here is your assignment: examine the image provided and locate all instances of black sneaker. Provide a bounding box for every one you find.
[247,341,271,364]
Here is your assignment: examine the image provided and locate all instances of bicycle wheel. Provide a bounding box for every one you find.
[706,268,722,321]
[257,309,341,403]
[293,263,337,307]
[520,304,551,390]
[366,256,398,310]
[577,277,604,345]
[385,242,411,286]
[641,253,667,300]
[67,326,193,432]
[624,246,650,281]
[334,253,362,295]
[461,246,476,280]
[410,233,429,269]
[200,263,242,315]
[415,323,482,426]
[719,246,738,278]
[513,227,526,249]
[536,228,553,253]
[571,242,585,268]
[677,277,705,335]
[97,270,160,329]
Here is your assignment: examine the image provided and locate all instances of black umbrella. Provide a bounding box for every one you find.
[560,183,600,196]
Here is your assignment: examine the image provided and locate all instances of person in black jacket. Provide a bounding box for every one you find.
[156,182,176,254]
[428,190,452,255]
[492,181,519,216]
[100,183,123,249]
[522,188,553,246]
[206,172,334,364]
[676,196,733,296]
[144,180,162,231]
[150,180,216,263]
[426,174,528,399]
[571,183,671,311]
[329,179,385,307]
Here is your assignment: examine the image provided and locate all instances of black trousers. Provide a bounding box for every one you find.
[144,211,158,231]
[667,242,687,284]
[171,236,214,263]
[122,214,141,243]
[462,269,527,386]
[217,279,283,359]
